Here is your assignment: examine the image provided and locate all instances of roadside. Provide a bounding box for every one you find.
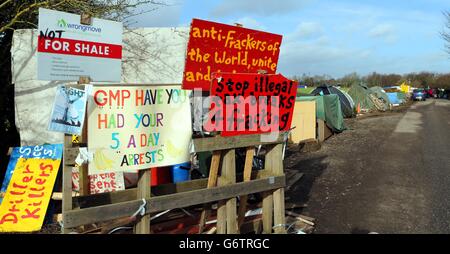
[285,99,450,233]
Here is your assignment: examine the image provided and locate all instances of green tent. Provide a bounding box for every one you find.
[370,86,390,109]
[296,94,345,133]
[348,83,376,110]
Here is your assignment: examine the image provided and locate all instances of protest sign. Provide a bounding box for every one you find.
[182,19,283,90]
[87,85,192,174]
[37,8,122,81]
[72,168,125,194]
[0,145,63,205]
[208,73,297,136]
[48,85,88,135]
[0,157,62,232]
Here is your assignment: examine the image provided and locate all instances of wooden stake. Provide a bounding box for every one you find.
[262,145,275,234]
[77,78,90,196]
[134,169,151,234]
[271,144,286,234]
[237,147,255,230]
[198,151,221,233]
[62,134,74,234]
[223,149,237,234]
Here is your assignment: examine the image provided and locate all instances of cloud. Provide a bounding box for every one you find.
[291,22,323,40]
[277,22,375,77]
[210,0,311,18]
[368,24,397,43]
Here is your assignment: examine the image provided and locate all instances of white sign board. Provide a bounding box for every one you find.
[37,8,123,81]
[87,85,192,174]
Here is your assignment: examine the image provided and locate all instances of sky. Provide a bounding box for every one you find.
[132,0,450,78]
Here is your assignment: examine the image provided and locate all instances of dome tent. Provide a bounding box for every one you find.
[348,83,376,111]
[310,85,355,118]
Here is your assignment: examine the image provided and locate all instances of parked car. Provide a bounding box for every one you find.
[412,89,426,101]
[426,88,437,98]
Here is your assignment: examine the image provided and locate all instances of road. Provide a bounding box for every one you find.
[285,99,450,233]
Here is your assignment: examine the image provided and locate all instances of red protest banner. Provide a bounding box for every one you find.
[182,19,283,90]
[207,73,297,136]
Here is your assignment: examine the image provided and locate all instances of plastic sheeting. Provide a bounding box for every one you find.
[387,93,401,105]
[296,94,345,133]
[12,28,189,145]
[348,83,376,110]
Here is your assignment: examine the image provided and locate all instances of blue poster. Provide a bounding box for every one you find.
[48,85,87,135]
[0,144,63,204]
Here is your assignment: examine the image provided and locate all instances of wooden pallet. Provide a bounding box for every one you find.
[62,131,288,234]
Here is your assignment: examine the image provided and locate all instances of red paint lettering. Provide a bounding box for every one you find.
[23,165,34,174]
[0,213,18,225]
[28,192,44,198]
[39,162,53,172]
[12,182,27,189]
[35,178,46,185]
[10,191,25,195]
[30,186,45,192]
[21,208,40,219]
[22,176,33,183]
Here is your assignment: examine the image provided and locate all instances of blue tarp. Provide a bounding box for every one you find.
[387,93,401,104]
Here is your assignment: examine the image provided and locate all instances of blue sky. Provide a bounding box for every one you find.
[133,0,450,78]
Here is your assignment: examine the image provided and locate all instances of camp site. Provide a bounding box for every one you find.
[1,1,450,245]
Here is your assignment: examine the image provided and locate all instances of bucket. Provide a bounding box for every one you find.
[151,167,171,186]
[171,162,191,183]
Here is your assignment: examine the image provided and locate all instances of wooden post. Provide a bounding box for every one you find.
[222,149,237,234]
[198,151,221,233]
[77,78,90,196]
[318,119,325,142]
[262,145,275,234]
[271,143,286,234]
[134,169,151,234]
[62,134,74,234]
[237,147,255,230]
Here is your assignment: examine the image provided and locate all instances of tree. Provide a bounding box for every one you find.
[0,0,166,184]
[339,72,361,87]
[442,11,450,54]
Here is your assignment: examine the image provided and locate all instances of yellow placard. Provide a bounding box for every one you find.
[0,158,61,232]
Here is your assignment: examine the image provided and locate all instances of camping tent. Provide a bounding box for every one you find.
[348,83,376,111]
[310,85,355,118]
[370,86,390,109]
[296,94,345,133]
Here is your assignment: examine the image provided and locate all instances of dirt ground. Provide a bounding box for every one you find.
[284,99,450,234]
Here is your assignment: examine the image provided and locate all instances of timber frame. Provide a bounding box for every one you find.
[61,93,288,234]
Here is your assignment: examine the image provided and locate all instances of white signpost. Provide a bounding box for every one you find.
[37,8,123,82]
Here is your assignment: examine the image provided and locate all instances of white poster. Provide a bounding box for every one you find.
[48,85,87,135]
[87,85,192,174]
[37,8,122,81]
[72,168,125,194]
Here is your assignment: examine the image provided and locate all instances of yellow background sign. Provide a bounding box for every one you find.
[0,158,61,232]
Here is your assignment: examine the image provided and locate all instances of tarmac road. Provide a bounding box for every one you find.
[285,99,450,234]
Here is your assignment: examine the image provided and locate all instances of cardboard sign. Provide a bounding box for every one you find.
[0,157,61,232]
[182,19,283,90]
[37,8,123,81]
[87,85,192,173]
[209,73,297,136]
[48,85,88,135]
[0,145,63,205]
[72,168,125,194]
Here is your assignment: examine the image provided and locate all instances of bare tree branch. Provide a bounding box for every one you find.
[442,10,450,54]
